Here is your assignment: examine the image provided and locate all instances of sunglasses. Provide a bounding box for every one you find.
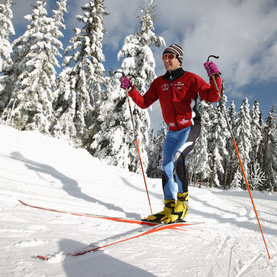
[162,53,176,60]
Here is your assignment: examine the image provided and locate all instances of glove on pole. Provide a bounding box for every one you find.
[205,55,220,95]
[116,71,153,215]
[206,56,271,260]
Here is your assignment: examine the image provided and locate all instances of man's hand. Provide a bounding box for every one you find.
[204,61,220,77]
[120,76,133,90]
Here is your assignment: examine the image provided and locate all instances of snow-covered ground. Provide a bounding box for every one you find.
[0,124,276,277]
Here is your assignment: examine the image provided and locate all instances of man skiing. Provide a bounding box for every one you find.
[120,44,221,223]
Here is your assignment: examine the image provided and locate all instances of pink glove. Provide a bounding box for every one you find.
[204,61,220,77]
[120,76,133,90]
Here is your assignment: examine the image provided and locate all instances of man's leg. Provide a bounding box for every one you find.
[174,124,201,193]
[166,124,201,223]
[146,131,178,222]
[162,130,179,200]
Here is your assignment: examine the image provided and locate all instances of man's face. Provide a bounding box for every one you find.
[162,53,181,72]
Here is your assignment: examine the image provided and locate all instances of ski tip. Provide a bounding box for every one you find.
[37,255,49,261]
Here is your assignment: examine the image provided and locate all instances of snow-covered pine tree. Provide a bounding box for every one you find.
[0,0,15,112]
[209,94,230,188]
[147,124,166,178]
[249,99,264,187]
[260,106,277,191]
[224,99,237,187]
[1,0,66,134]
[146,128,155,174]
[232,98,252,189]
[90,76,137,169]
[52,0,67,29]
[187,100,212,186]
[92,1,165,173]
[230,169,242,189]
[52,0,108,147]
[0,0,14,73]
[148,128,155,152]
[250,100,263,159]
[250,161,266,190]
[227,100,237,131]
[205,100,217,187]
[116,2,165,172]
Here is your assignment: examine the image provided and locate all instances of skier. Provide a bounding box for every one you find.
[120,44,221,223]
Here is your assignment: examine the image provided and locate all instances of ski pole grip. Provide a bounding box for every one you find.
[207,55,219,62]
[206,55,220,95]
[114,70,125,77]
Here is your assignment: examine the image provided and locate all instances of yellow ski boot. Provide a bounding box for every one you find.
[164,192,188,224]
[145,200,175,223]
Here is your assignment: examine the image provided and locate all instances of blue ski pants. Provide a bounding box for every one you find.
[162,124,201,200]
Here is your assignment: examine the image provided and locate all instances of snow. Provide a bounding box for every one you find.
[0,124,276,277]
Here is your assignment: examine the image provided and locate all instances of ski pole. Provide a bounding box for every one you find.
[207,56,271,259]
[126,93,153,215]
[112,70,153,215]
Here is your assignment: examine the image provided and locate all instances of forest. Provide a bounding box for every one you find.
[0,0,276,191]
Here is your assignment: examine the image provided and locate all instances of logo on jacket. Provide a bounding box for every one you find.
[175,82,185,90]
[180,118,189,125]
[161,84,169,91]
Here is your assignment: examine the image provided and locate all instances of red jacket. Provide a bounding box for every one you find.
[129,68,221,131]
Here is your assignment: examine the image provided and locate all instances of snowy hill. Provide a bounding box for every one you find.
[0,124,276,277]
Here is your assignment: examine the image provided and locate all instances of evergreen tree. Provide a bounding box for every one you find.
[146,128,155,175]
[209,94,230,187]
[230,169,242,188]
[249,99,264,188]
[90,76,138,169]
[232,98,252,189]
[260,106,277,191]
[250,161,266,190]
[52,0,108,146]
[227,100,237,131]
[205,100,217,187]
[0,0,14,72]
[147,124,166,178]
[225,99,237,188]
[52,0,67,29]
[92,1,165,173]
[116,1,165,172]
[1,0,66,134]
[118,3,165,92]
[187,100,212,185]
[250,100,263,160]
[0,0,15,111]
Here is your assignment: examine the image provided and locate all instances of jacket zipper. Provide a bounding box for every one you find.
[170,80,180,130]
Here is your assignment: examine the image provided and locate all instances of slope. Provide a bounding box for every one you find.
[0,124,276,277]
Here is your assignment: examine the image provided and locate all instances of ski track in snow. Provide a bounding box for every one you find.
[0,125,277,277]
